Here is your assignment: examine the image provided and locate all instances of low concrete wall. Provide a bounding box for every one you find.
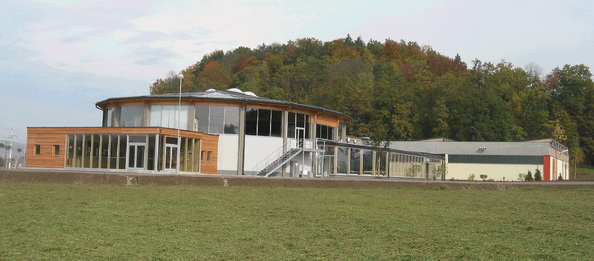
[1,169,593,190]
[575,174,594,181]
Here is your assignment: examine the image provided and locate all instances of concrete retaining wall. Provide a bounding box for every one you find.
[1,169,593,190]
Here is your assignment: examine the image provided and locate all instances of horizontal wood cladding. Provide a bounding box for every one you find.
[314,114,340,128]
[200,135,219,174]
[27,129,66,168]
[29,127,170,135]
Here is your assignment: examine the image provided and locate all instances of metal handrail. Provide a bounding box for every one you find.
[251,138,303,175]
[251,138,329,176]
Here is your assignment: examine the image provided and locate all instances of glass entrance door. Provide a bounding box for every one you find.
[127,143,146,169]
[296,127,305,148]
[164,144,178,171]
[320,155,333,177]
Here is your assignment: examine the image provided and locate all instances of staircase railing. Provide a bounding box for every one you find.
[251,139,303,176]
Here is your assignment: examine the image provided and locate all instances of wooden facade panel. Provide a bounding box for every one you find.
[199,135,219,174]
[314,114,340,128]
[26,129,66,169]
[28,127,162,135]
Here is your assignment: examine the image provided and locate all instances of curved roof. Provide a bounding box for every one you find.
[96,90,352,120]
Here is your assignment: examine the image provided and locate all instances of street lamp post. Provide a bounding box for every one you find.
[176,74,183,175]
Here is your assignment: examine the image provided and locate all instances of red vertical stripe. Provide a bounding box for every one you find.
[543,156,550,181]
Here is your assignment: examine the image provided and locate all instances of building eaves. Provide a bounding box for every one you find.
[95,90,353,120]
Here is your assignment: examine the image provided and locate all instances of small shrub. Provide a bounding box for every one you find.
[430,167,440,180]
[557,174,563,181]
[479,174,488,181]
[405,164,421,177]
[468,174,475,181]
[525,171,534,181]
[534,169,542,181]
[518,173,526,181]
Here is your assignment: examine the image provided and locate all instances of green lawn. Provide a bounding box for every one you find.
[1,183,592,260]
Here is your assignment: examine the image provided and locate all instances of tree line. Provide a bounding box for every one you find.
[149,36,594,166]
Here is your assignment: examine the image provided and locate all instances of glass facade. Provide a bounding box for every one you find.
[150,105,189,129]
[65,133,201,172]
[316,124,334,140]
[120,105,144,127]
[245,107,283,137]
[337,147,348,173]
[288,112,310,139]
[195,105,240,134]
[105,103,330,141]
[362,150,373,174]
[349,149,360,174]
[321,141,445,178]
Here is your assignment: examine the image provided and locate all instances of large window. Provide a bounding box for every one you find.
[316,124,334,140]
[195,105,209,133]
[271,110,282,137]
[288,112,310,139]
[150,105,189,130]
[245,108,258,135]
[258,109,271,136]
[224,107,240,134]
[350,149,360,174]
[120,105,144,127]
[245,108,282,137]
[209,106,225,133]
[338,122,346,142]
[105,108,113,127]
[195,105,240,134]
[337,147,348,174]
[64,133,201,172]
[362,150,373,174]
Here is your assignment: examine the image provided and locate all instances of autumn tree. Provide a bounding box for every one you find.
[149,71,183,95]
[147,36,592,164]
[197,61,230,90]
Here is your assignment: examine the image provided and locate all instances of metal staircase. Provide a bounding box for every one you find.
[253,139,304,177]
[257,148,303,177]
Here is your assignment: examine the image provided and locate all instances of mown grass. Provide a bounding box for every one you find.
[0,183,592,260]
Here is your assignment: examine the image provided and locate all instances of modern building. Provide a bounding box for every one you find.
[26,89,445,178]
[26,88,568,181]
[390,138,570,181]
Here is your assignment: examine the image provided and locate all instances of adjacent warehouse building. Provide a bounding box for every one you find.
[390,138,570,181]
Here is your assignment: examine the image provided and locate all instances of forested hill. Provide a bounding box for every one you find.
[149,36,594,165]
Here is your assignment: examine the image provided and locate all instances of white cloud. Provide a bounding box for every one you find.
[353,0,594,72]
[1,0,593,141]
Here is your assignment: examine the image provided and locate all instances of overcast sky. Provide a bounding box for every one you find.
[1,0,593,144]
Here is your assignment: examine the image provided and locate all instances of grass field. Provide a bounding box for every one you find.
[1,183,592,260]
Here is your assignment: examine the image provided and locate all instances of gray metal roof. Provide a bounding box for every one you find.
[389,139,568,157]
[96,89,352,120]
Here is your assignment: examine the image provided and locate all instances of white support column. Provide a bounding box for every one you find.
[237,106,246,175]
[282,110,288,177]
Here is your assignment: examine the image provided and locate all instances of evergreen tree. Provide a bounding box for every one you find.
[525,170,533,181]
[534,169,542,181]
